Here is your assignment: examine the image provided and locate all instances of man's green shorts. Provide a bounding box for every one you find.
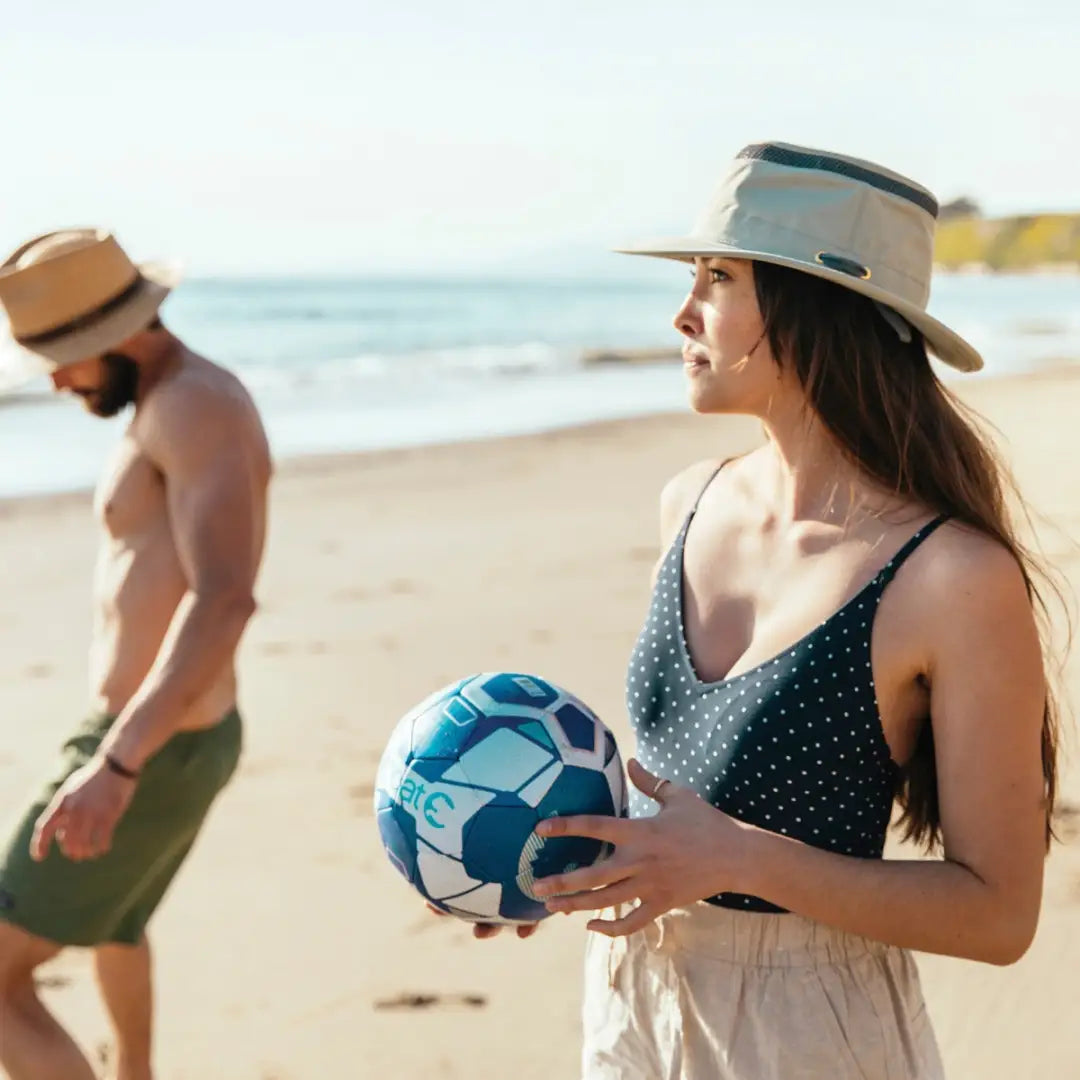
[0,709,242,946]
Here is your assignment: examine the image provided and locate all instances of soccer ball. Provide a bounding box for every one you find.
[374,672,627,924]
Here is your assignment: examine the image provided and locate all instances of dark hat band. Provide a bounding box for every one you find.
[14,276,148,347]
[738,143,939,219]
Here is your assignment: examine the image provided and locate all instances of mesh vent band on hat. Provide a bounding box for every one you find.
[738,143,939,219]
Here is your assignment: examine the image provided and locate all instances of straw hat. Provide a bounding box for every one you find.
[616,141,982,372]
[0,228,181,385]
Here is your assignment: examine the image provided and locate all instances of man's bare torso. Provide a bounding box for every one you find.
[90,351,270,728]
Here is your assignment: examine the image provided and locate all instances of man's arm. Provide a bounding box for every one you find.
[100,385,264,771]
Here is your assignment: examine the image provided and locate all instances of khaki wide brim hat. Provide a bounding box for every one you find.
[0,228,182,391]
[616,142,983,373]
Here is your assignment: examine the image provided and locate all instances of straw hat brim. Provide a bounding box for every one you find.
[0,259,182,392]
[615,239,983,374]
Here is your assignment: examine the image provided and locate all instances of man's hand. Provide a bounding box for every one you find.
[30,757,137,862]
[426,903,540,940]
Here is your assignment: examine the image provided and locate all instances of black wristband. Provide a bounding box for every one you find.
[105,753,140,781]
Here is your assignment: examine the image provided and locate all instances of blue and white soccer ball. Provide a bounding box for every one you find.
[374,672,627,925]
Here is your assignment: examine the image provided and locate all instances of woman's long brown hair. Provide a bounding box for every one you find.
[752,260,1066,851]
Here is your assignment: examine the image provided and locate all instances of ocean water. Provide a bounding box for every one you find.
[0,272,1077,500]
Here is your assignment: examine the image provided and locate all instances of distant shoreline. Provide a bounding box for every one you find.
[581,346,680,366]
[934,212,1080,273]
[3,359,1077,514]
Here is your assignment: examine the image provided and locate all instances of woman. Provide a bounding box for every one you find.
[525,142,1065,1079]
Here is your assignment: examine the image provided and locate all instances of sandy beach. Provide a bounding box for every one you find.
[1,367,1079,1079]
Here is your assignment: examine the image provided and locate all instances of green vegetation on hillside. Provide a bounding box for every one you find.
[934,207,1080,272]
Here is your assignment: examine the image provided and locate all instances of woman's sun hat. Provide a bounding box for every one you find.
[616,141,982,373]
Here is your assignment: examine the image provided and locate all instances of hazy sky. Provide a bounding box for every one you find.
[1,0,1075,276]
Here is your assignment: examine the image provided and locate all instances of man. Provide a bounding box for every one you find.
[0,229,271,1080]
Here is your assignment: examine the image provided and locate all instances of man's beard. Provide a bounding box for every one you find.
[76,353,140,417]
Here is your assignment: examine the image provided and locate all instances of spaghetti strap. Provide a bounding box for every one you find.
[690,457,736,514]
[875,514,949,588]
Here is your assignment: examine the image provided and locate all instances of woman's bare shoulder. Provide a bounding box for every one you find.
[657,457,737,546]
[909,518,1031,597]
[899,518,1043,662]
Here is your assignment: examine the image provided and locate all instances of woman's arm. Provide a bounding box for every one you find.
[743,536,1047,964]
[536,534,1049,966]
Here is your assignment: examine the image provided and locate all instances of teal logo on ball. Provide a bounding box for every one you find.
[399,776,455,829]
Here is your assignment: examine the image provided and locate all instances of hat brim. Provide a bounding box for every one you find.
[614,238,982,374]
[0,259,182,393]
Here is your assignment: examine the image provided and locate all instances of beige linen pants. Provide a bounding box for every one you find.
[581,902,944,1080]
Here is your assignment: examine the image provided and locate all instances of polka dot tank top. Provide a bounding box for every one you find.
[626,471,947,912]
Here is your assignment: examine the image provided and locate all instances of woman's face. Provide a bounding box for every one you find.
[672,257,783,416]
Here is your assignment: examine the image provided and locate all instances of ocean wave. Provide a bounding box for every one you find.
[0,342,588,408]
[232,342,582,394]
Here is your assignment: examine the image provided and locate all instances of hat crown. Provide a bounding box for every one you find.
[694,142,938,308]
[0,229,140,341]
[13,228,103,269]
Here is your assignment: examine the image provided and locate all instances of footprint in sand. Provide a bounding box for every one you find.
[333,586,372,603]
[1053,801,1080,843]
[259,641,293,656]
[374,991,487,1011]
[348,781,375,814]
[23,662,54,680]
[240,757,287,779]
[388,578,417,595]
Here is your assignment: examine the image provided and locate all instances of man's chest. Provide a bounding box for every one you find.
[93,436,165,540]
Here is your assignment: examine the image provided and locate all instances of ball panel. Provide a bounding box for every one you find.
[517,760,563,807]
[604,730,618,766]
[411,695,482,762]
[416,842,484,901]
[554,702,600,752]
[497,874,549,923]
[404,677,471,724]
[374,714,412,806]
[407,755,458,785]
[536,763,617,821]
[604,754,629,817]
[443,727,556,792]
[542,710,609,772]
[525,833,609,895]
[440,882,503,921]
[376,803,418,884]
[517,719,558,752]
[464,672,559,712]
[461,798,538,883]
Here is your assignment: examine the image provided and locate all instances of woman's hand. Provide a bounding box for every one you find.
[531,758,755,937]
